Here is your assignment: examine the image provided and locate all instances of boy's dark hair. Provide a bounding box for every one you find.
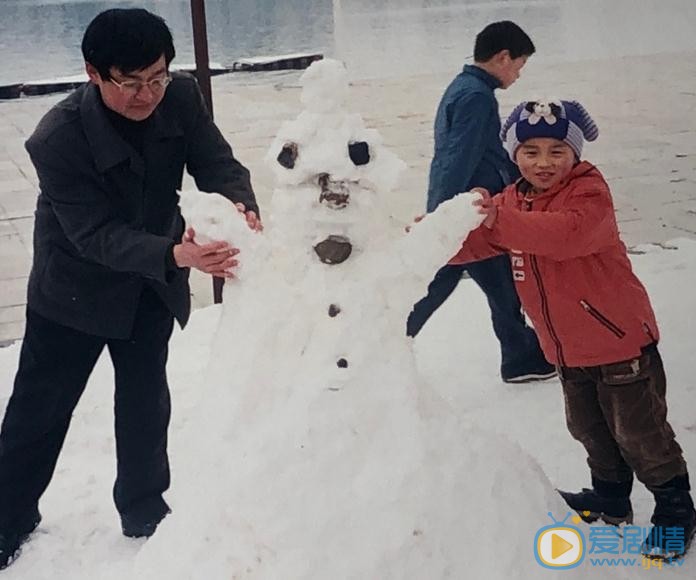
[474,21,535,62]
[82,8,175,79]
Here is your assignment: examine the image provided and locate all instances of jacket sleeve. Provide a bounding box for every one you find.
[490,187,618,260]
[447,192,507,264]
[427,92,495,212]
[447,224,505,264]
[185,84,260,216]
[26,140,174,284]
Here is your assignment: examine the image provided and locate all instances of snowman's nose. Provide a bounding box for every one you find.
[318,173,350,209]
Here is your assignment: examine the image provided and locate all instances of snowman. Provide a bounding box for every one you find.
[134,60,572,580]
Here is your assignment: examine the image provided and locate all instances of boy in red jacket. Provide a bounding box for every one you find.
[452,99,695,559]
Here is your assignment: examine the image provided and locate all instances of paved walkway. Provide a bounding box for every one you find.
[1,51,695,344]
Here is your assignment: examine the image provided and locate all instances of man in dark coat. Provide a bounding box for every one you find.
[0,8,260,568]
[407,21,555,384]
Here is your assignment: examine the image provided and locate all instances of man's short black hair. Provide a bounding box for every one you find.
[474,21,535,62]
[82,8,175,79]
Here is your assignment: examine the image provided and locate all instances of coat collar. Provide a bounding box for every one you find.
[80,82,184,175]
[462,64,501,90]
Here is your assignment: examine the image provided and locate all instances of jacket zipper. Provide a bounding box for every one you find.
[530,255,566,366]
[523,198,566,366]
[579,300,626,339]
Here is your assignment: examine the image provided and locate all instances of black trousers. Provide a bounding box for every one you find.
[0,288,173,530]
[407,255,544,372]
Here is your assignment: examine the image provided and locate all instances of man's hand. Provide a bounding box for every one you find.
[472,188,497,229]
[235,203,263,232]
[405,214,425,233]
[173,227,239,278]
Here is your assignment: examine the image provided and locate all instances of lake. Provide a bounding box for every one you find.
[1,0,696,85]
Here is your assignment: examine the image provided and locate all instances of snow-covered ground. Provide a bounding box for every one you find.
[1,236,695,578]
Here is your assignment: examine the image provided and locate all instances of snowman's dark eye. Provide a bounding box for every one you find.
[348,141,370,166]
[277,142,298,169]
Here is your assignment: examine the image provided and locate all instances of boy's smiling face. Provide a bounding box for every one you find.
[515,138,576,192]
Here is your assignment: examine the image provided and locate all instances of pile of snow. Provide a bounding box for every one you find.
[4,239,696,580]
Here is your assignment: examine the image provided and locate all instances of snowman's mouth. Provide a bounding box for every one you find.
[314,234,352,264]
[318,173,350,209]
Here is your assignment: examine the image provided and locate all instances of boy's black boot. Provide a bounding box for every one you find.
[642,474,696,560]
[558,476,633,526]
[0,505,42,570]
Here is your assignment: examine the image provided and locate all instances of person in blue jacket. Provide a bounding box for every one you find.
[407,21,555,383]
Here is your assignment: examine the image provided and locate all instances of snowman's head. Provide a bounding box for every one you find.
[267,59,405,265]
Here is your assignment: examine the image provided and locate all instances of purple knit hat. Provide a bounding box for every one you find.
[501,99,599,160]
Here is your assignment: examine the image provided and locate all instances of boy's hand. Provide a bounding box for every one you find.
[174,227,240,278]
[235,202,263,232]
[472,188,497,229]
[470,187,490,197]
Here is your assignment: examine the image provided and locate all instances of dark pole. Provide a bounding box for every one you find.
[190,0,213,116]
[190,0,224,303]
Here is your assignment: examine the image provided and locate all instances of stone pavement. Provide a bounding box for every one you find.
[1,51,695,344]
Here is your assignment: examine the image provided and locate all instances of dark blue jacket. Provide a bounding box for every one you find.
[426,65,519,212]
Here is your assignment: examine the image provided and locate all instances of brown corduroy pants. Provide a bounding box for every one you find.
[560,343,687,488]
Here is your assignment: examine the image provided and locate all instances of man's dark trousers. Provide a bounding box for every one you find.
[407,254,544,374]
[0,288,173,531]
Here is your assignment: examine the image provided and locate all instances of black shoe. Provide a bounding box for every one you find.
[502,360,557,384]
[0,506,42,570]
[558,480,633,526]
[0,532,22,571]
[121,507,171,539]
[642,476,696,560]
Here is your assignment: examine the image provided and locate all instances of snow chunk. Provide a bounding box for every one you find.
[178,190,269,280]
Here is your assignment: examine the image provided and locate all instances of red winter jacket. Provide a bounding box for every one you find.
[449,161,658,367]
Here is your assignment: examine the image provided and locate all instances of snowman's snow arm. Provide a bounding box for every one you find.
[388,192,485,305]
[178,190,270,283]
